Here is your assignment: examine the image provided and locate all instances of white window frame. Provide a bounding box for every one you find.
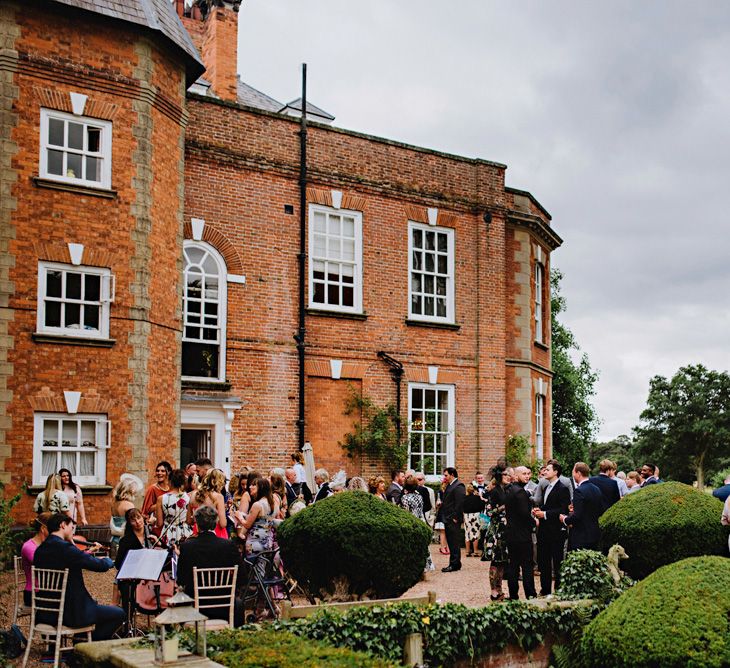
[408,222,455,324]
[33,412,109,486]
[36,261,113,339]
[407,382,455,482]
[535,393,545,461]
[39,109,112,189]
[535,261,544,343]
[182,240,228,382]
[308,204,363,314]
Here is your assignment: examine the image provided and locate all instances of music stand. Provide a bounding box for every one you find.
[117,549,168,637]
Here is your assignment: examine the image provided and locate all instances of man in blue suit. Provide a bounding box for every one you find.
[560,462,603,551]
[589,459,621,514]
[33,513,124,640]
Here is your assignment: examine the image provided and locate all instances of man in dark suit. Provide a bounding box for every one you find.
[640,463,662,486]
[589,459,621,514]
[560,462,603,551]
[285,467,312,507]
[440,467,466,572]
[177,506,242,623]
[33,513,124,640]
[504,466,537,599]
[385,469,405,506]
[532,459,571,595]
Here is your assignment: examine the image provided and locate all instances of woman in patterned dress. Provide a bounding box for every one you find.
[463,484,485,557]
[483,466,512,601]
[155,468,193,546]
[401,475,434,572]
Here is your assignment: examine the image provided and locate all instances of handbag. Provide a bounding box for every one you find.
[478,512,491,529]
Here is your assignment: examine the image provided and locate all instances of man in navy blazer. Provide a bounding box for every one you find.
[532,459,571,595]
[560,462,603,551]
[589,459,621,514]
[33,513,124,640]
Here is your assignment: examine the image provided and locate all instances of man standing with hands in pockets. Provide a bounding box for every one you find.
[440,467,466,572]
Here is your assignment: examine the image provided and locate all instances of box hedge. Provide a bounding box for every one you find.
[581,556,730,668]
[599,481,728,579]
[277,491,432,599]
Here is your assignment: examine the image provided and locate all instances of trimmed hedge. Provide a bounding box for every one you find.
[556,549,631,602]
[203,628,395,667]
[277,491,432,599]
[275,600,601,666]
[599,481,728,579]
[581,556,730,668]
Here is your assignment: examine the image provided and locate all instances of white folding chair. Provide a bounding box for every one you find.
[22,567,94,668]
[12,555,32,627]
[191,566,238,630]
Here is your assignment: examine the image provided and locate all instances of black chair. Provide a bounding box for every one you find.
[240,549,291,621]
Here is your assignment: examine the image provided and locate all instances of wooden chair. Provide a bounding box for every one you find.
[12,555,32,627]
[191,565,238,630]
[22,567,94,668]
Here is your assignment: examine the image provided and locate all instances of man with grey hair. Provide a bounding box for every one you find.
[314,468,332,502]
[177,506,241,623]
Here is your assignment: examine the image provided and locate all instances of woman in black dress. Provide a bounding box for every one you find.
[483,466,512,601]
[114,507,152,609]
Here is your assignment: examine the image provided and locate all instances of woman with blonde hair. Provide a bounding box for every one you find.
[110,473,142,550]
[33,473,70,515]
[368,475,387,500]
[270,472,287,520]
[187,468,228,538]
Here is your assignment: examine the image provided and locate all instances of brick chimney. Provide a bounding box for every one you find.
[178,1,240,103]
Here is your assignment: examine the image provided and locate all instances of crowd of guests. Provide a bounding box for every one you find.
[22,453,728,645]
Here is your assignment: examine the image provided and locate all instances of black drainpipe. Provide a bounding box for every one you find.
[295,64,308,451]
[377,351,404,443]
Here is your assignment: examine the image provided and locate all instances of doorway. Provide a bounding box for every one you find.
[180,429,212,468]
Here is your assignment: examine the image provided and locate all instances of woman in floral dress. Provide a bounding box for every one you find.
[483,466,512,601]
[401,475,434,572]
[155,468,192,546]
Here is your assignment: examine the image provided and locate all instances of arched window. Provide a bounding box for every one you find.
[182,241,227,380]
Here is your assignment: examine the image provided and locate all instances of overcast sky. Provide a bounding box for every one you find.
[236,1,730,441]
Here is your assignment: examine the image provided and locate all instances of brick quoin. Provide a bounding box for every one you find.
[2,0,562,524]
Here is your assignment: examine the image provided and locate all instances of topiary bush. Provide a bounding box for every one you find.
[556,549,631,603]
[599,481,728,579]
[277,491,432,600]
[581,556,730,668]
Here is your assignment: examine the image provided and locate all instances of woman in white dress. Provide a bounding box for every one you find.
[155,468,193,546]
[59,468,87,525]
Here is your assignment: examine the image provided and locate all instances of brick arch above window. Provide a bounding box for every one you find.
[404,204,458,228]
[33,87,119,121]
[307,186,366,212]
[33,242,113,269]
[28,387,115,413]
[183,222,243,275]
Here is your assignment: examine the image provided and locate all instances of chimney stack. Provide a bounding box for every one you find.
[179,1,240,103]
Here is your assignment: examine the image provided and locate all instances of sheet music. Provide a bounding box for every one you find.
[117,548,168,581]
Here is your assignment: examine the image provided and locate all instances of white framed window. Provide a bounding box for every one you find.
[308,205,362,313]
[39,109,112,189]
[183,241,227,380]
[408,383,455,480]
[535,393,545,461]
[408,222,455,323]
[535,261,544,343]
[33,413,109,486]
[36,262,113,339]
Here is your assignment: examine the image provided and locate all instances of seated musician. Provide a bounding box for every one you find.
[33,513,125,640]
[177,506,242,625]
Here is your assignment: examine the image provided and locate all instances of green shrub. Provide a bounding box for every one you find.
[276,600,602,666]
[581,556,730,668]
[599,481,728,579]
[203,628,394,667]
[556,549,631,602]
[277,491,432,599]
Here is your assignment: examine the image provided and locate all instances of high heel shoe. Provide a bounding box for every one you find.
[490,593,505,602]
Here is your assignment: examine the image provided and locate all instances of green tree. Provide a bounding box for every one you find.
[551,269,599,469]
[588,434,636,474]
[633,364,730,489]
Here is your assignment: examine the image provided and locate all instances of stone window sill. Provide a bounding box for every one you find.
[534,340,549,351]
[32,332,116,348]
[33,176,117,199]
[405,318,461,332]
[181,379,233,392]
[306,308,368,321]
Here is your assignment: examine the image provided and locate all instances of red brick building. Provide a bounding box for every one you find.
[1,0,561,521]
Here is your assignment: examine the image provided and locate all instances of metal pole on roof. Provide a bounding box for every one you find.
[295,63,308,451]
